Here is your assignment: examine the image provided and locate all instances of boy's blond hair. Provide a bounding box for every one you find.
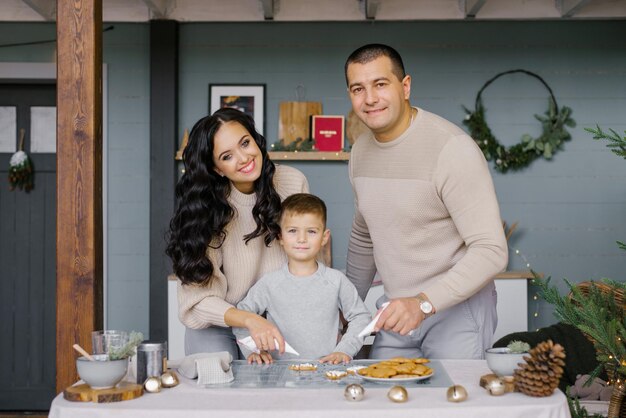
[280,193,327,227]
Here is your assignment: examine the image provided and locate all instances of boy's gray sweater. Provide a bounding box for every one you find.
[234,263,371,359]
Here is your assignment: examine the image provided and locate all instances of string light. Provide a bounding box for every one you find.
[512,246,541,331]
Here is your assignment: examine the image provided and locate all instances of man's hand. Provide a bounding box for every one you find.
[319,352,352,364]
[244,314,286,354]
[375,297,424,335]
[247,350,273,365]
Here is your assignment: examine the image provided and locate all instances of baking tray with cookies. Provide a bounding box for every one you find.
[204,358,452,389]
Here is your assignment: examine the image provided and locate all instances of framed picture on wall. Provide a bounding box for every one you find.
[209,84,266,135]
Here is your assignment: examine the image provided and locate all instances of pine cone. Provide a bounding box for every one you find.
[514,340,566,397]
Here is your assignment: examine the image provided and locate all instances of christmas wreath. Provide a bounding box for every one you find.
[463,69,576,173]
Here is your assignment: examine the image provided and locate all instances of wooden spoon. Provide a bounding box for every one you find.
[72,344,95,361]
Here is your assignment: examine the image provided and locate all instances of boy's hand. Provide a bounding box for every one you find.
[247,350,273,365]
[319,352,351,364]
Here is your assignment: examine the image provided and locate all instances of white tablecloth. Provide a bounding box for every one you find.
[49,360,571,418]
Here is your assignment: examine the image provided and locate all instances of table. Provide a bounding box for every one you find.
[49,360,571,418]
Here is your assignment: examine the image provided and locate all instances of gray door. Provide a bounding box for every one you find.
[0,84,56,410]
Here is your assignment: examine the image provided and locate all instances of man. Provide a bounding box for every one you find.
[345,44,508,359]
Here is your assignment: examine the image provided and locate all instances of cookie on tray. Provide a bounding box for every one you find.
[288,363,318,371]
[325,370,348,380]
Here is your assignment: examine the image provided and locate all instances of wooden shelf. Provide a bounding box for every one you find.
[495,271,543,280]
[268,151,350,161]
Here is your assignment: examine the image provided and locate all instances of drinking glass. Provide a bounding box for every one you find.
[91,330,129,356]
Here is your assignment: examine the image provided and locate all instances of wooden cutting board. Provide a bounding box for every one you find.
[346,110,370,145]
[278,101,322,144]
[64,381,143,403]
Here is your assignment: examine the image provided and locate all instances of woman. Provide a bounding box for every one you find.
[166,108,309,358]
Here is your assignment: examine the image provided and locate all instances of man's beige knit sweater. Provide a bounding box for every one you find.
[177,164,309,329]
[346,107,508,312]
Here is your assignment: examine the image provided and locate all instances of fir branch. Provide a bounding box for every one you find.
[566,387,606,418]
[585,125,626,159]
[537,277,626,382]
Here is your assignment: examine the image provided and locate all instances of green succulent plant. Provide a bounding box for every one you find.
[507,340,531,354]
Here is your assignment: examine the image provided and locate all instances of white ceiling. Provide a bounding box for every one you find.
[1,0,626,22]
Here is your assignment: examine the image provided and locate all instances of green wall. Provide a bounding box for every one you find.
[1,20,624,335]
[178,21,626,330]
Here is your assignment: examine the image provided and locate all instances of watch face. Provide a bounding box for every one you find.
[420,301,433,314]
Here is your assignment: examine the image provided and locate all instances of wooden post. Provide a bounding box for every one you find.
[56,0,103,393]
[149,20,178,344]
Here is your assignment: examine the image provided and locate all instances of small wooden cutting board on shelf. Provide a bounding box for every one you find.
[64,381,143,403]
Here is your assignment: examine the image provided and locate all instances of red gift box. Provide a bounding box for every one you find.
[312,115,345,151]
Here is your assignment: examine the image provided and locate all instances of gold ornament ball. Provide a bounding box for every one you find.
[344,384,365,401]
[446,385,468,402]
[161,371,179,388]
[486,378,505,396]
[143,376,162,393]
[387,385,409,403]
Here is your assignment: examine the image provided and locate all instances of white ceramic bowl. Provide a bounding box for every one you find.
[485,347,527,377]
[76,354,128,389]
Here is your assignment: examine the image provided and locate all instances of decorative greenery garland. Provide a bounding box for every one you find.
[463,69,576,173]
[270,137,315,152]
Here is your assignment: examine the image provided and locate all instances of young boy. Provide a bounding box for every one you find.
[233,193,371,364]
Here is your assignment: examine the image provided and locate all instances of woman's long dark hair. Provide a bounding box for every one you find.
[166,108,282,286]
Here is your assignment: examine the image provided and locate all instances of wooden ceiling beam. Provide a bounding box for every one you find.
[557,0,593,17]
[21,0,56,21]
[460,0,487,18]
[365,0,379,20]
[141,0,174,19]
[260,0,275,20]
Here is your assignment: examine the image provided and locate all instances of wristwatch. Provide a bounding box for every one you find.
[416,295,434,319]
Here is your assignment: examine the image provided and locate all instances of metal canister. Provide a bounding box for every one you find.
[136,341,167,385]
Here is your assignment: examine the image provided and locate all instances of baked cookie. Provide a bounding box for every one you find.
[369,367,397,379]
[411,364,432,376]
[389,357,414,363]
[325,370,348,380]
[346,365,366,375]
[288,363,318,371]
[395,363,417,374]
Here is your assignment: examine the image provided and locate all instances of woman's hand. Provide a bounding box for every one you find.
[224,308,286,354]
[244,314,286,354]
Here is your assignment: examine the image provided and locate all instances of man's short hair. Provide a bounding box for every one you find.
[345,43,406,85]
[281,193,327,227]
